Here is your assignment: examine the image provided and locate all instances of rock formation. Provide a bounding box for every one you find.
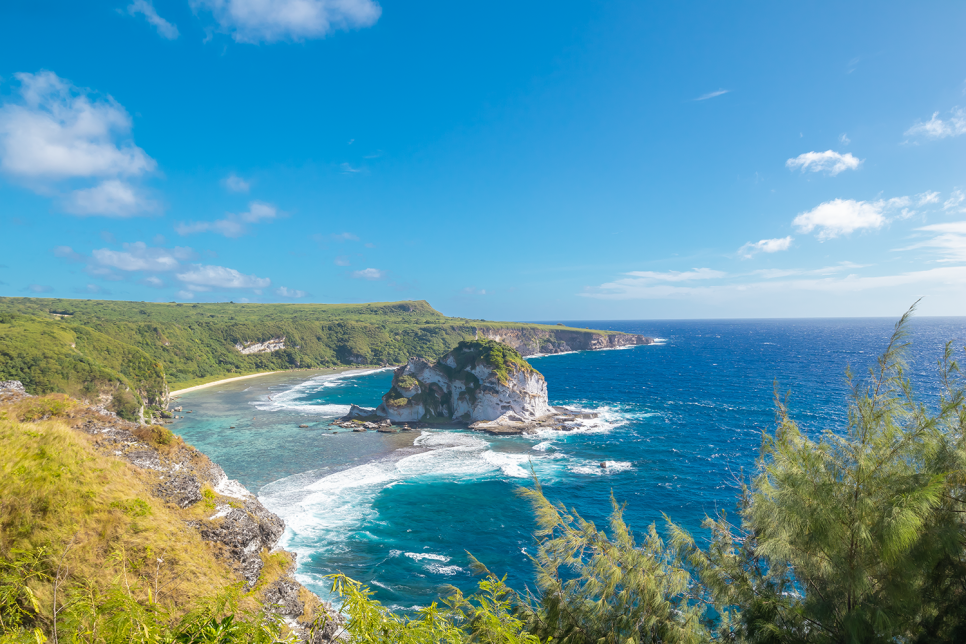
[0,381,342,644]
[376,340,553,424]
[474,327,652,356]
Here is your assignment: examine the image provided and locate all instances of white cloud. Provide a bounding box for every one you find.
[351,268,384,280]
[334,255,350,266]
[0,71,156,216]
[943,189,964,212]
[0,71,154,179]
[917,191,940,206]
[127,0,180,39]
[92,241,195,272]
[786,150,862,176]
[176,264,271,289]
[332,232,359,241]
[622,268,727,282]
[275,286,306,298]
[840,133,851,145]
[738,236,793,259]
[143,276,164,287]
[176,201,279,237]
[193,0,382,44]
[223,173,249,192]
[66,179,158,217]
[176,289,194,299]
[905,108,966,140]
[899,220,966,262]
[583,265,966,301]
[695,89,729,101]
[791,198,914,241]
[461,287,487,295]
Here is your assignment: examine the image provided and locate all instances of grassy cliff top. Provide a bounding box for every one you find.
[0,297,626,335]
[449,339,537,384]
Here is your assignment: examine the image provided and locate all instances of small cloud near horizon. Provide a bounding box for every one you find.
[351,268,384,280]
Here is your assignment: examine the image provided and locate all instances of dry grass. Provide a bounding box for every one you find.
[0,397,239,621]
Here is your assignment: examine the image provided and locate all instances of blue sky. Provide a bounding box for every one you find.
[1,0,964,319]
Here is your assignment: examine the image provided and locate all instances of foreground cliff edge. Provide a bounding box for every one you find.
[0,380,342,643]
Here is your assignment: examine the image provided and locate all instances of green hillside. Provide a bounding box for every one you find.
[0,297,630,420]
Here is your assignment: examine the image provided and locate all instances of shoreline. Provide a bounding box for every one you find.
[169,366,389,397]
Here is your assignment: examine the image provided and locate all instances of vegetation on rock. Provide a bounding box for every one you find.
[0,297,628,419]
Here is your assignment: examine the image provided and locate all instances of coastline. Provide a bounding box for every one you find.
[169,366,388,397]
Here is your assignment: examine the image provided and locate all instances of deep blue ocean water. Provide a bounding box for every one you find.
[171,317,966,609]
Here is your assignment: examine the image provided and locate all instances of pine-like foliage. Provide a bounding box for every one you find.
[674,304,966,643]
[516,480,708,644]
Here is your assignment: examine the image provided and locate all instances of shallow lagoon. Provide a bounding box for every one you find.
[171,317,966,608]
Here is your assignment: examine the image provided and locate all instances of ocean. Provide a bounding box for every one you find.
[170,317,966,610]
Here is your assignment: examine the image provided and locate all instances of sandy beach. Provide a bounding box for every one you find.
[169,366,391,397]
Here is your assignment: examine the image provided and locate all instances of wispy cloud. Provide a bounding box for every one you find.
[92,241,195,272]
[334,255,350,266]
[738,236,793,259]
[897,220,966,262]
[176,201,279,238]
[126,0,179,39]
[786,150,862,176]
[275,286,306,298]
[351,268,384,280]
[175,264,270,289]
[695,89,730,101]
[944,189,965,213]
[461,287,487,295]
[223,173,250,192]
[194,0,382,44]
[583,265,966,301]
[622,268,727,282]
[905,107,966,140]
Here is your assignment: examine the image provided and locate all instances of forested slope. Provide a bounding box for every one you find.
[0,297,645,420]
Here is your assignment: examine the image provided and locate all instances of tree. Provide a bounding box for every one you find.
[674,304,966,643]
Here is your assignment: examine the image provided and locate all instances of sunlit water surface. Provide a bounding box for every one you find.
[172,317,966,609]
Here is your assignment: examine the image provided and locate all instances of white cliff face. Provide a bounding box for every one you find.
[376,343,553,423]
[234,337,286,355]
[471,367,552,421]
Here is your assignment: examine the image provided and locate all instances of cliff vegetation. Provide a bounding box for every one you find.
[0,298,647,420]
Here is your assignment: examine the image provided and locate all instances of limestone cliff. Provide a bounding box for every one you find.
[474,327,652,356]
[376,340,552,423]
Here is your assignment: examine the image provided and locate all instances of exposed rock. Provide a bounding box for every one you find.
[344,404,377,419]
[376,340,552,424]
[0,380,28,403]
[235,337,286,355]
[475,327,652,356]
[6,388,341,643]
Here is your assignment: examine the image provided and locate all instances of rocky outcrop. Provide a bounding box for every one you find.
[0,380,341,643]
[474,327,652,356]
[376,340,553,424]
[235,337,286,354]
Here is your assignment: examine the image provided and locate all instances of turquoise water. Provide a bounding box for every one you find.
[171,317,966,609]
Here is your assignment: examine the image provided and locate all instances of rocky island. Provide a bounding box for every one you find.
[353,340,600,435]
